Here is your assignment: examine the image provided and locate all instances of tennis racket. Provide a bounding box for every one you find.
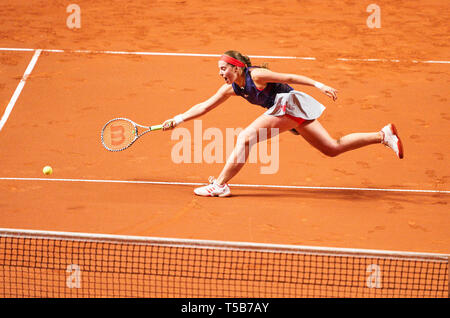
[101,117,163,151]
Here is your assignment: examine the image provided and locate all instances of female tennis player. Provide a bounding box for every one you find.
[162,50,403,197]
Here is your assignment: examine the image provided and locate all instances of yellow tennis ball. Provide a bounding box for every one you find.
[43,166,53,176]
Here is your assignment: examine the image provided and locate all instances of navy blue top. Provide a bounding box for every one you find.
[232,67,293,109]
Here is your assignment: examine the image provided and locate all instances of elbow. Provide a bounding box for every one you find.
[278,74,295,85]
[189,103,210,119]
[200,101,218,114]
[198,103,211,114]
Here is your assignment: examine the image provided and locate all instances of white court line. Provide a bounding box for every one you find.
[0,49,42,131]
[0,48,35,52]
[1,47,449,64]
[0,177,449,194]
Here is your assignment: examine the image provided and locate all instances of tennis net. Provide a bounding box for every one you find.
[0,228,448,298]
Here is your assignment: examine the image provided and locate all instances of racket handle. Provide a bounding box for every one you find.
[150,124,163,131]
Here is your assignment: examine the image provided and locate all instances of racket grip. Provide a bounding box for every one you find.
[150,124,164,131]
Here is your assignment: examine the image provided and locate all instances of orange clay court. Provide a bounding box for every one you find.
[0,0,449,297]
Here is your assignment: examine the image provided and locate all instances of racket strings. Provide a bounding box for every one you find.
[102,119,136,151]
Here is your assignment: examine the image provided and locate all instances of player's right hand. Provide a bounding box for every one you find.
[162,119,177,130]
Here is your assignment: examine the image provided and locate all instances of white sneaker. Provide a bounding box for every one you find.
[381,123,404,159]
[194,177,231,197]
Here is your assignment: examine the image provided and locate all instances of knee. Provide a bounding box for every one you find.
[236,130,257,148]
[320,141,341,157]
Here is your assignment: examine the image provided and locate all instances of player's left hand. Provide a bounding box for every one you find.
[321,85,338,101]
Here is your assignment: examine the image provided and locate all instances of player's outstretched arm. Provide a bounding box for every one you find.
[252,68,338,101]
[162,84,234,130]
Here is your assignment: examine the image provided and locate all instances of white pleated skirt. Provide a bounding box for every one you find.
[264,90,325,120]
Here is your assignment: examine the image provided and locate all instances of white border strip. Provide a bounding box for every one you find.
[0,49,42,131]
[1,47,449,64]
[0,227,448,261]
[0,177,449,194]
[0,48,35,52]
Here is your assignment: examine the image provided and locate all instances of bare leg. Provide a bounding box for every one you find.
[297,120,383,157]
[215,117,382,185]
[216,114,298,185]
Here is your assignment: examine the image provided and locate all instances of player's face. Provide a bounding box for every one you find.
[218,60,239,84]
